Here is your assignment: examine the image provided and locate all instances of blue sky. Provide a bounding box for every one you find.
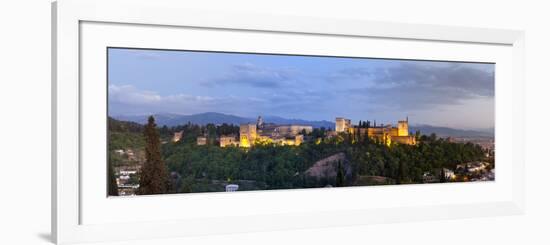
[108,48,495,130]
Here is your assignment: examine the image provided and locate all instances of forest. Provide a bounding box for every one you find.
[108,117,492,195]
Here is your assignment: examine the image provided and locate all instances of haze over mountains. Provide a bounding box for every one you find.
[409,125,493,137]
[112,112,493,137]
[114,112,335,129]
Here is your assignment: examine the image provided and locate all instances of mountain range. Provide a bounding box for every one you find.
[112,112,493,138]
[409,125,493,138]
[113,112,335,129]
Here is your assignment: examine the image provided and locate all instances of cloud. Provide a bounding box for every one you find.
[135,52,163,60]
[339,62,494,110]
[108,84,269,116]
[107,58,494,128]
[109,84,162,105]
[109,84,215,105]
[202,63,297,88]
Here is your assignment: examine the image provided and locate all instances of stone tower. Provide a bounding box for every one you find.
[257,115,264,129]
[239,123,257,148]
[397,117,409,136]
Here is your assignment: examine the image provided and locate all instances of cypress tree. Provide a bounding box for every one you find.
[108,163,118,196]
[336,161,345,187]
[397,161,403,184]
[139,116,169,195]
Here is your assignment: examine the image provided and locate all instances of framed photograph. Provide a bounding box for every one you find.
[52,0,525,244]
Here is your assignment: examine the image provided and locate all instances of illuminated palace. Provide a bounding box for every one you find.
[237,116,311,148]
[338,117,416,145]
[207,115,415,148]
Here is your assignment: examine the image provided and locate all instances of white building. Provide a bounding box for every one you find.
[197,136,207,145]
[172,131,184,142]
[225,184,239,192]
[442,168,455,179]
[220,135,239,147]
[119,170,137,175]
[467,162,487,172]
[335,117,351,133]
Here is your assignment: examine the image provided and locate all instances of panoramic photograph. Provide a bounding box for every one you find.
[107,47,495,196]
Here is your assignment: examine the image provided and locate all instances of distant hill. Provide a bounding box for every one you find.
[111,113,492,137]
[115,112,252,126]
[108,117,143,133]
[263,115,334,129]
[112,112,335,129]
[410,124,494,138]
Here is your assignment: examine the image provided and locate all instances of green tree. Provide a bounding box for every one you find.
[397,161,404,184]
[336,161,345,187]
[139,116,169,195]
[108,163,118,196]
[415,130,421,141]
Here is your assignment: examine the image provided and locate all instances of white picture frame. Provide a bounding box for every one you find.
[52,0,525,244]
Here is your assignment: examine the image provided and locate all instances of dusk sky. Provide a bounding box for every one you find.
[108,48,495,130]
